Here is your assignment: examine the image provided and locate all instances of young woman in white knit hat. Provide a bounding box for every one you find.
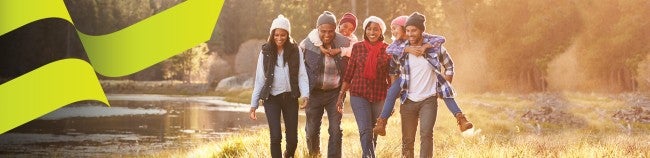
[249,14,309,158]
[336,16,391,158]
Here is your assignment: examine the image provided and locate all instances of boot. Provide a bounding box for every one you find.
[373,118,388,136]
[455,113,473,132]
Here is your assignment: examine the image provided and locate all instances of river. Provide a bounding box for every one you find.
[0,94,265,157]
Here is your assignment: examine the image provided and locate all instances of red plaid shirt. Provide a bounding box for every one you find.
[343,42,391,103]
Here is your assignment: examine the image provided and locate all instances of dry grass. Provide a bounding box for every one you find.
[160,93,650,157]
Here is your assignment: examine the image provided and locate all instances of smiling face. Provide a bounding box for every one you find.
[272,29,288,48]
[405,25,423,45]
[365,22,382,43]
[338,22,355,37]
[390,24,405,41]
[318,24,336,45]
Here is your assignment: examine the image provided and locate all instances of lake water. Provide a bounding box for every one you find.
[0,94,266,157]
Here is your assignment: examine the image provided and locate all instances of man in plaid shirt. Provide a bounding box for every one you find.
[299,11,350,158]
[388,12,456,158]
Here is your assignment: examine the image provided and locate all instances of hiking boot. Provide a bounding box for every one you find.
[373,118,388,136]
[455,113,473,132]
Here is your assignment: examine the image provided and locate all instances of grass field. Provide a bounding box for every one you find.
[159,92,650,157]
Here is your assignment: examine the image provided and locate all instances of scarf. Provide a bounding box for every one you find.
[362,40,382,80]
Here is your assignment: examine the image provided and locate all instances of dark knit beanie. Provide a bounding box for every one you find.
[405,12,425,31]
[317,11,337,27]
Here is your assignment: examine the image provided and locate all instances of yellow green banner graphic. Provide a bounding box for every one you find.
[0,59,109,134]
[0,0,224,134]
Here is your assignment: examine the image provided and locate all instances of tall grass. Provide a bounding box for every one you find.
[165,93,650,157]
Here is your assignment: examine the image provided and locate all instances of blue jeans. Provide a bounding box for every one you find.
[305,88,342,157]
[350,96,384,158]
[263,92,298,158]
[379,78,462,119]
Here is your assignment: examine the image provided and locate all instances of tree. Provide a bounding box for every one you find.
[161,43,210,83]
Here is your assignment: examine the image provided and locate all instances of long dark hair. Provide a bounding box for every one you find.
[267,28,297,66]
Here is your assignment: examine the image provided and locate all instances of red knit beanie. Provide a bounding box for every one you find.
[339,12,357,30]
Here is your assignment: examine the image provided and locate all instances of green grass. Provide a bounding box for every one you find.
[159,92,650,157]
[211,89,253,104]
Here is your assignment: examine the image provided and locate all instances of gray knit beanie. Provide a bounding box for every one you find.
[317,11,337,27]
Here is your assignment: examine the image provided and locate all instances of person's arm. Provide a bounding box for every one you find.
[339,36,356,57]
[337,82,349,114]
[337,44,359,113]
[439,46,454,82]
[249,51,265,120]
[421,34,445,50]
[389,75,398,85]
[342,44,359,85]
[388,46,402,79]
[386,37,424,57]
[298,48,310,108]
[308,29,322,46]
[326,33,349,56]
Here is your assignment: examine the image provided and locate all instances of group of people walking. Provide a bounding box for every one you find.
[249,11,473,158]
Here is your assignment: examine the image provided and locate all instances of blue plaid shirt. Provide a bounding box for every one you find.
[387,34,456,103]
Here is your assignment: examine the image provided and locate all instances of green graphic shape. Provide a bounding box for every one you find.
[0,59,109,134]
[0,0,224,134]
[0,0,224,77]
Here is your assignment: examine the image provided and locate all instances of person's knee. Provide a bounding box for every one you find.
[270,136,282,143]
[305,127,320,136]
[287,136,298,143]
[402,136,415,143]
[420,130,434,138]
[358,127,372,136]
[328,126,342,137]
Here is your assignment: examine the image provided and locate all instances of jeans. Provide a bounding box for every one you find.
[264,92,299,158]
[400,96,438,158]
[380,77,462,119]
[305,88,343,157]
[350,96,384,158]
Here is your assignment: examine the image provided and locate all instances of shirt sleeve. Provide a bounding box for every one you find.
[250,51,265,108]
[343,44,359,83]
[341,45,353,57]
[422,33,445,49]
[386,40,406,56]
[440,46,454,76]
[298,48,310,98]
[308,29,322,46]
[387,41,405,76]
[389,54,400,76]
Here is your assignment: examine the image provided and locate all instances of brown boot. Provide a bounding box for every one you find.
[373,118,388,136]
[455,113,473,132]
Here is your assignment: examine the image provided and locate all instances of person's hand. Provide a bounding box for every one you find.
[443,75,453,83]
[405,46,415,55]
[406,46,425,57]
[413,47,426,56]
[249,107,257,120]
[319,46,330,56]
[328,48,341,56]
[336,92,345,114]
[320,46,340,57]
[300,97,309,109]
[422,43,433,49]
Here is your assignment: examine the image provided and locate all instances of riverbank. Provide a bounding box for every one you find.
[100,80,253,104]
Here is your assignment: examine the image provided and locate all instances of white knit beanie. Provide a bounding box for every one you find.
[362,16,386,35]
[270,14,291,35]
